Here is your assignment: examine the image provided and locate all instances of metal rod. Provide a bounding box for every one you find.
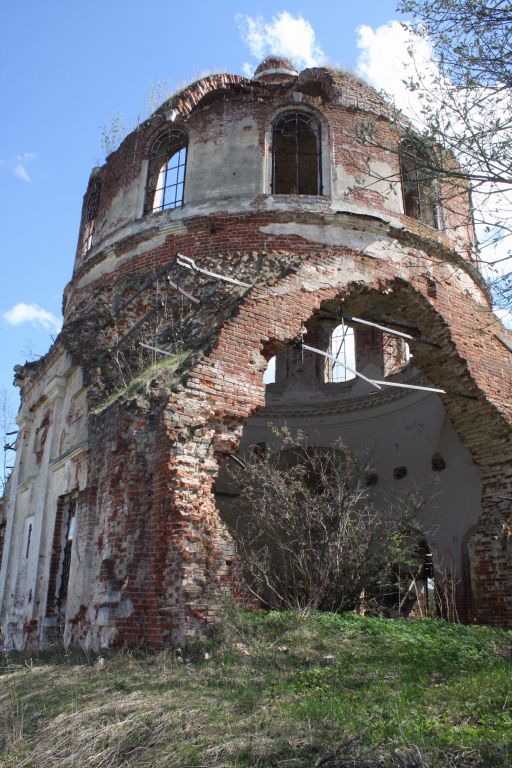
[176,253,252,288]
[228,454,246,469]
[346,315,441,349]
[371,379,446,394]
[139,342,174,357]
[302,343,382,390]
[318,309,441,349]
[348,315,415,340]
[166,275,200,304]
[331,318,350,375]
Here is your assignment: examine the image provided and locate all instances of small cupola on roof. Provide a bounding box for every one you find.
[253,56,299,84]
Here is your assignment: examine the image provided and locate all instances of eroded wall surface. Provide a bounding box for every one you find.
[1,63,510,650]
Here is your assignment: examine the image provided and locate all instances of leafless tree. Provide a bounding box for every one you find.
[396,0,512,311]
[1,388,18,495]
[227,429,428,614]
[354,2,512,312]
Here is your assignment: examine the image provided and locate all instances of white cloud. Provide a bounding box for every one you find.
[236,11,326,73]
[0,151,37,183]
[4,303,62,333]
[356,21,512,314]
[13,164,31,182]
[356,21,438,125]
[242,62,253,78]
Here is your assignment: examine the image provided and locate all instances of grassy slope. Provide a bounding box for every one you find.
[0,610,510,768]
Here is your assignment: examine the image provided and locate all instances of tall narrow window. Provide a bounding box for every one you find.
[272,112,322,195]
[145,129,187,214]
[81,179,101,257]
[25,522,33,558]
[263,355,276,384]
[399,140,437,228]
[325,325,356,383]
[52,497,76,620]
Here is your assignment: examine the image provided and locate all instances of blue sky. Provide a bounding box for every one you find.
[0,1,410,414]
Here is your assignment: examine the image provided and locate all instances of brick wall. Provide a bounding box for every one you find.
[9,63,510,650]
[57,216,512,647]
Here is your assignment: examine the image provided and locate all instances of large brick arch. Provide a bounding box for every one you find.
[137,254,512,645]
[7,53,512,653]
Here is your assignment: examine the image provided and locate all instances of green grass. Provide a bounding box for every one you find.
[0,609,510,767]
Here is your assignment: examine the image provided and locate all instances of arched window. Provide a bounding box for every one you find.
[263,355,276,384]
[144,129,187,214]
[81,179,101,257]
[272,112,322,195]
[325,325,356,383]
[399,140,438,228]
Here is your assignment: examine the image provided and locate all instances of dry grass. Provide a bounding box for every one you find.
[1,610,511,768]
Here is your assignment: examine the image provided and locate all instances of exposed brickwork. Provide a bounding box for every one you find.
[3,61,511,651]
[58,228,512,647]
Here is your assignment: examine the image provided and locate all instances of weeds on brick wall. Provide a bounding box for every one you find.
[145,79,175,116]
[92,276,200,409]
[0,610,511,767]
[108,287,191,388]
[92,348,193,414]
[100,115,127,158]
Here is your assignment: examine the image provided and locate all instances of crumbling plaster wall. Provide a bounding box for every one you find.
[0,350,88,649]
[57,217,512,647]
[69,66,474,294]
[2,64,510,650]
[9,200,510,649]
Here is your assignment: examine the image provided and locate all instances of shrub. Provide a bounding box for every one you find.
[227,429,427,614]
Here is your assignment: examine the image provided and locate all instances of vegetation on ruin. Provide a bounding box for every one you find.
[92,348,195,415]
[399,0,512,311]
[1,608,510,768]
[227,431,433,615]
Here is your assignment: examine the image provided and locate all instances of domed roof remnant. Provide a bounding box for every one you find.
[3,44,511,663]
[253,56,299,83]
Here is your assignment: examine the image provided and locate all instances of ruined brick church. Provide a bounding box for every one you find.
[1,58,511,650]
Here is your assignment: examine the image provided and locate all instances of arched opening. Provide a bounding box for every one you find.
[81,178,101,257]
[272,112,322,195]
[144,129,188,214]
[325,324,356,383]
[399,139,438,228]
[212,292,483,623]
[263,355,276,384]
